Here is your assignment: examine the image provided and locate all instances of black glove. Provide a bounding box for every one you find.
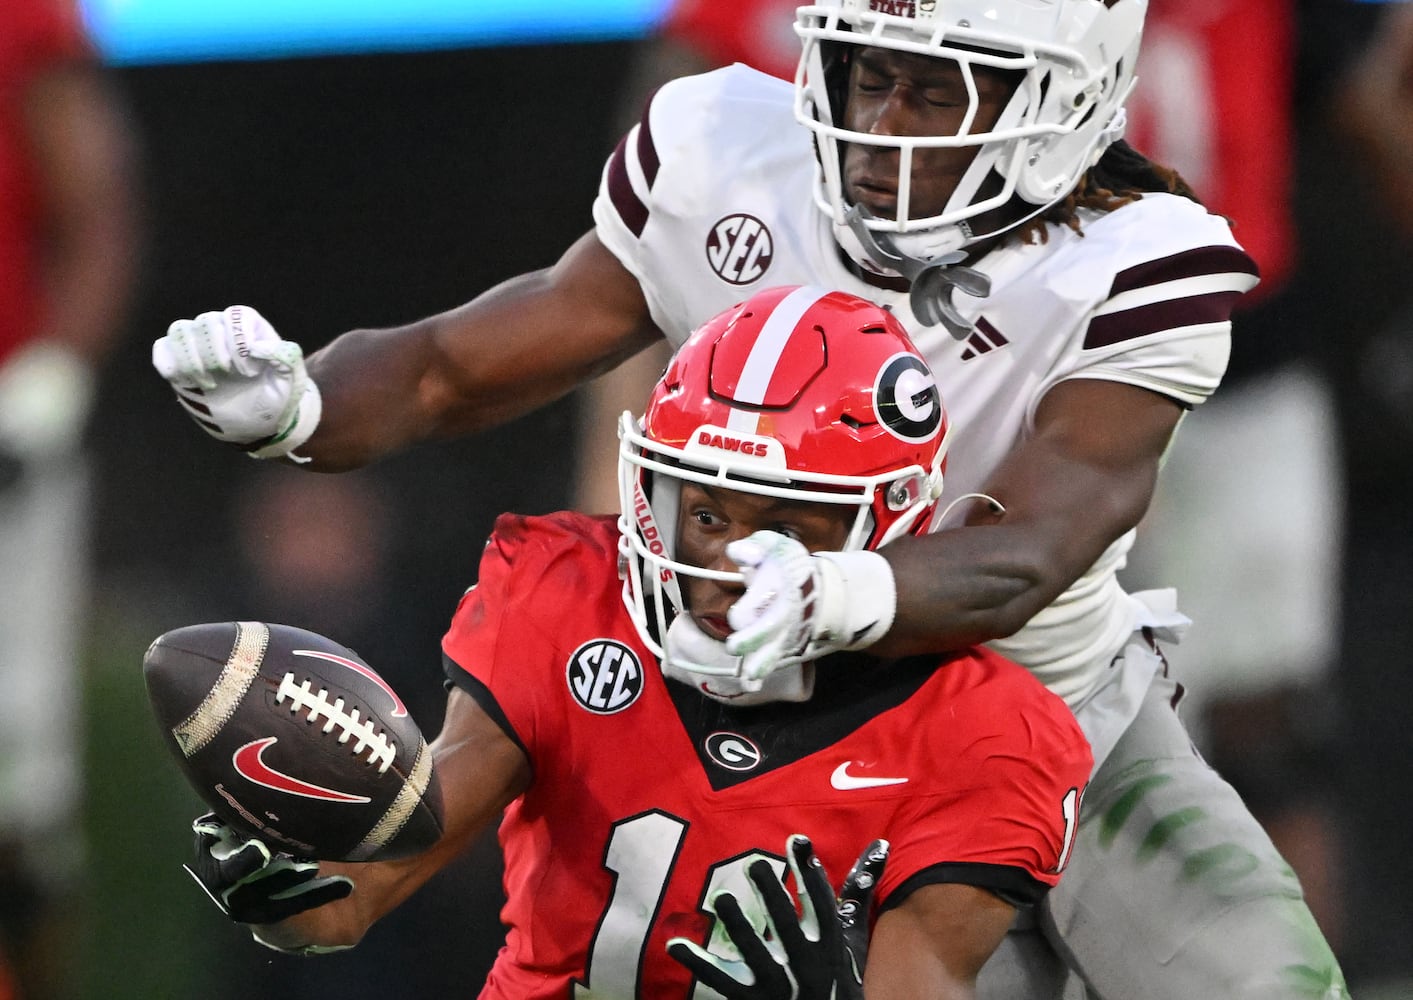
[668,834,889,999]
[184,813,353,925]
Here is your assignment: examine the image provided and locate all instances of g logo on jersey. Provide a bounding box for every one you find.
[704,731,763,772]
[706,214,774,285]
[874,352,942,444]
[567,640,644,715]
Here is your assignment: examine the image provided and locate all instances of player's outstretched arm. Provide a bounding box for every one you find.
[154,229,661,471]
[724,378,1183,673]
[878,378,1182,655]
[191,687,531,954]
[305,230,660,470]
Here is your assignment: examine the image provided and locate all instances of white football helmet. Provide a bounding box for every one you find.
[795,0,1146,265]
[618,284,949,668]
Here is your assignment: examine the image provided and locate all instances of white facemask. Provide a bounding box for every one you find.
[661,616,815,707]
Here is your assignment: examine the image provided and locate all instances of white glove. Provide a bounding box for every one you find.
[152,305,321,461]
[725,531,897,682]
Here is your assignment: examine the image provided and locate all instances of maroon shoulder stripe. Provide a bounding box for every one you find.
[1084,245,1258,350]
[606,88,663,239]
[607,135,648,237]
[636,88,661,188]
[1084,289,1246,350]
[1108,245,1259,298]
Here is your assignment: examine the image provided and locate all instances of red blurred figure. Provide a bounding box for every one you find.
[0,1,139,997]
[1125,0,1296,300]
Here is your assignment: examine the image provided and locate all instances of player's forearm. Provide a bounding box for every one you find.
[253,889,366,953]
[298,319,458,471]
[299,302,580,473]
[873,380,1174,659]
[151,231,655,469]
[254,785,507,954]
[300,247,659,472]
[251,855,427,953]
[870,520,1073,659]
[872,477,1151,659]
[863,884,1014,999]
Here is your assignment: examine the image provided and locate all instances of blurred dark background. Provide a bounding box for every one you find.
[80,40,630,999]
[96,41,617,629]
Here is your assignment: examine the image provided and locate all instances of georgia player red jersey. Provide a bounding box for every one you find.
[442,512,1092,999]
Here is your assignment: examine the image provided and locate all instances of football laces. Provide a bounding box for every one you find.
[275,673,397,773]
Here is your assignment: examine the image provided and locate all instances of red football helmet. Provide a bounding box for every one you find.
[618,284,950,663]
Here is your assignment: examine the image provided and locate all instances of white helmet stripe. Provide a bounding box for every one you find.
[726,285,831,435]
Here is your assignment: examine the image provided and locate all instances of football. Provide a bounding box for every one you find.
[143,621,444,862]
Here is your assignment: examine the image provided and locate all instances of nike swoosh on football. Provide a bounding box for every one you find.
[830,762,909,790]
[232,737,372,802]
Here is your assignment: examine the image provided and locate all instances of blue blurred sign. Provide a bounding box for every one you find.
[81,0,674,65]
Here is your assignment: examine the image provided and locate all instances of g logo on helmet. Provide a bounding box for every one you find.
[874,353,942,443]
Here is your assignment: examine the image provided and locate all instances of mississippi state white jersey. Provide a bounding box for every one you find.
[442,512,1092,1000]
[592,66,1260,731]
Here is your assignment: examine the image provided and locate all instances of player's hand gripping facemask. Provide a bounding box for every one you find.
[618,284,949,704]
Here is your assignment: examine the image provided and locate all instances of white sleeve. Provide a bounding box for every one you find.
[590,73,707,342]
[1048,203,1260,410]
[590,66,801,347]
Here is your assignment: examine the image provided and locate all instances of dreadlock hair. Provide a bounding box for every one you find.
[1016,140,1202,246]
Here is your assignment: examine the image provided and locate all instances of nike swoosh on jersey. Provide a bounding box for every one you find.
[232,737,372,803]
[830,762,909,790]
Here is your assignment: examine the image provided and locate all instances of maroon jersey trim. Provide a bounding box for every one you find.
[1085,245,1257,350]
[606,87,663,239]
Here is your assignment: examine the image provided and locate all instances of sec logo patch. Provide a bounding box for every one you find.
[706,214,774,285]
[567,640,644,715]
